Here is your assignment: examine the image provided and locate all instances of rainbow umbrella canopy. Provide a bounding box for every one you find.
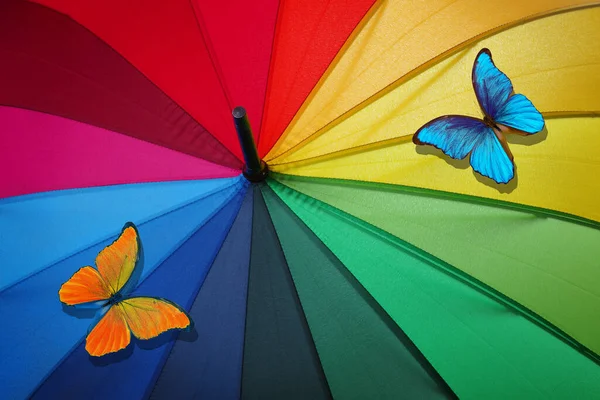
[1,0,600,399]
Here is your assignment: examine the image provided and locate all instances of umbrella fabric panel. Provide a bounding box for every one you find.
[0,1,241,169]
[257,0,376,155]
[268,6,600,222]
[267,0,596,160]
[0,180,245,400]
[30,183,248,400]
[0,107,238,199]
[272,117,600,222]
[242,185,331,400]
[0,177,239,290]
[192,0,279,139]
[28,0,243,162]
[275,174,600,357]
[272,4,600,166]
[270,179,600,399]
[150,189,253,400]
[262,184,455,399]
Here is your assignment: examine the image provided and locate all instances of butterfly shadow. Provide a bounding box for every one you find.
[505,125,548,147]
[473,169,519,193]
[416,145,519,193]
[61,304,101,319]
[415,126,547,193]
[136,323,199,351]
[87,324,198,367]
[89,342,135,366]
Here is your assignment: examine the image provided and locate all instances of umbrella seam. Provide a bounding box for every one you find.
[271,176,600,366]
[11,1,241,167]
[266,3,600,163]
[144,184,249,400]
[26,181,247,399]
[258,184,335,400]
[263,182,458,399]
[256,0,282,150]
[187,0,233,111]
[270,172,600,231]
[0,179,242,295]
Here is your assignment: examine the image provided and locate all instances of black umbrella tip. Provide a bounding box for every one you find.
[232,106,246,119]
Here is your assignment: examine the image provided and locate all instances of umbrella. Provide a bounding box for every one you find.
[1,0,600,398]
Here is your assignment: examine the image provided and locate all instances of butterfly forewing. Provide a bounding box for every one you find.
[95,224,140,295]
[472,49,544,134]
[414,115,489,159]
[472,49,513,120]
[58,266,112,306]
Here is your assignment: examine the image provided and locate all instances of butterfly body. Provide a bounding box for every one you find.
[483,115,500,131]
[105,291,123,306]
[59,223,191,357]
[413,48,544,184]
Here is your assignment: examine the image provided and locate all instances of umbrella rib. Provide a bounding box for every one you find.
[188,0,233,111]
[144,185,249,399]
[0,49,189,132]
[0,180,242,295]
[239,185,333,398]
[269,109,600,170]
[268,66,600,163]
[238,186,256,400]
[266,3,600,163]
[261,0,381,158]
[150,187,252,400]
[261,0,334,148]
[0,49,238,166]
[263,0,384,162]
[268,133,414,167]
[126,183,247,305]
[256,184,335,399]
[266,0,460,162]
[11,2,241,167]
[271,173,600,232]
[256,0,282,149]
[26,182,248,400]
[262,182,458,399]
[271,177,600,367]
[543,110,600,119]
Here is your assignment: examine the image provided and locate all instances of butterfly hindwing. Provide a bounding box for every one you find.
[469,129,515,184]
[95,223,140,296]
[414,115,514,184]
[119,297,191,340]
[495,94,544,134]
[85,304,131,357]
[83,297,191,357]
[59,266,112,306]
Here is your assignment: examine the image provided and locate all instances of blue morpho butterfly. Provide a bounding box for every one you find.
[413,48,545,184]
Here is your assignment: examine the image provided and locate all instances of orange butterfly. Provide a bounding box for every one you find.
[59,223,191,357]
